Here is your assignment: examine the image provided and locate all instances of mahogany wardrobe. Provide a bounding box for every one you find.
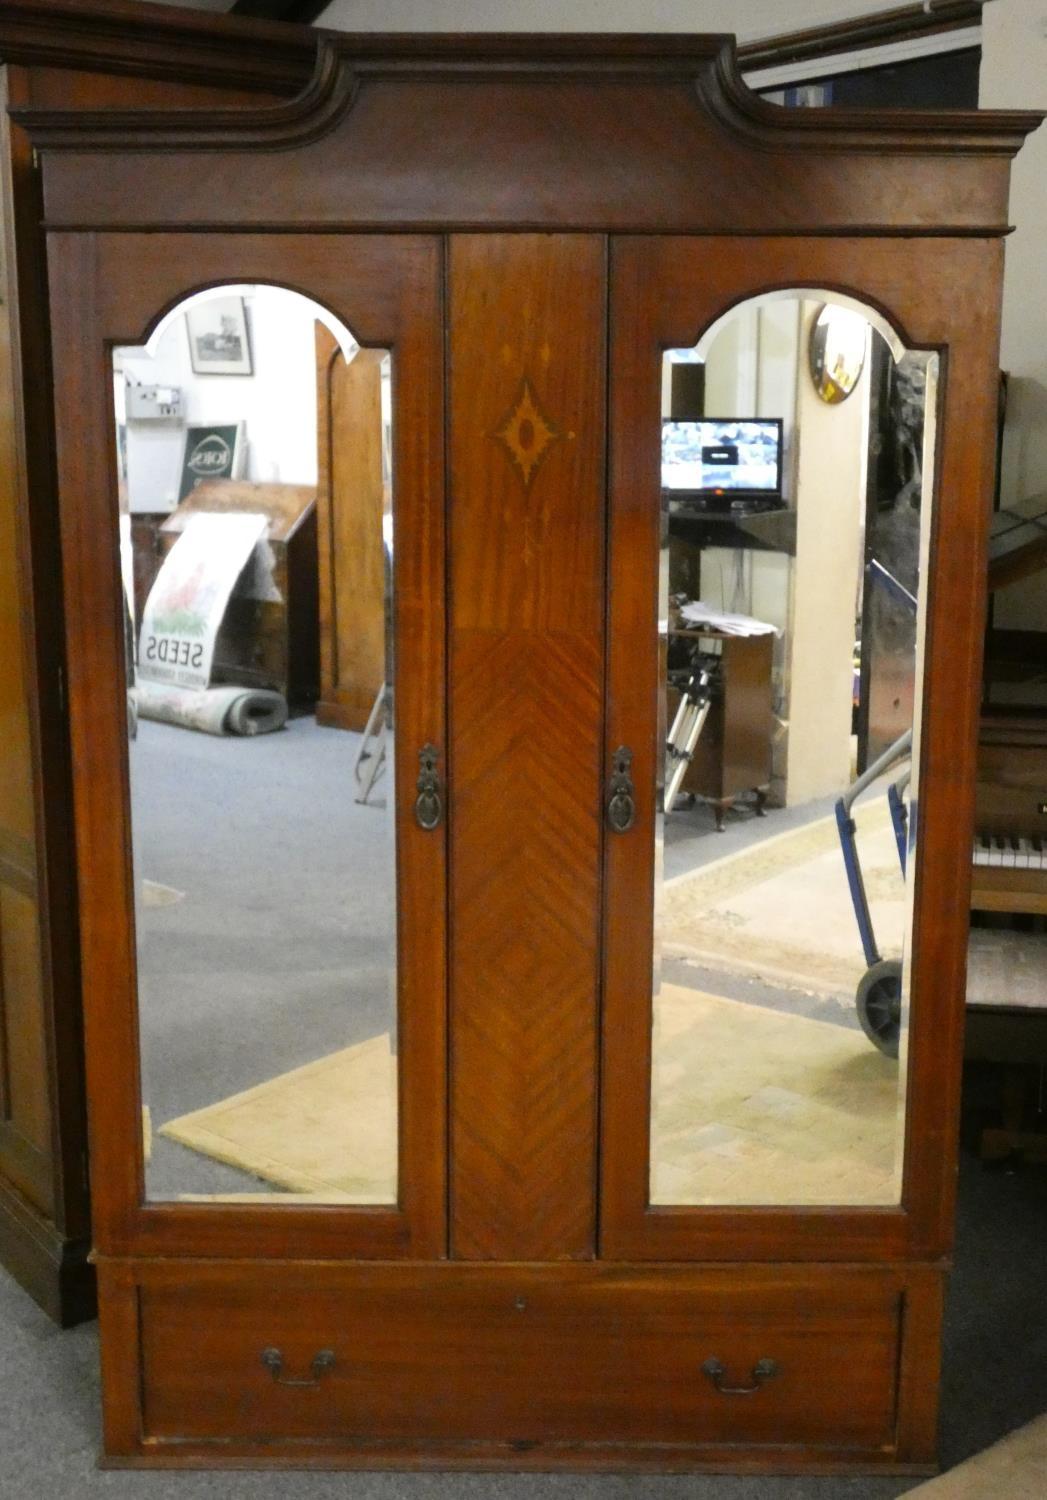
[15,27,1042,1473]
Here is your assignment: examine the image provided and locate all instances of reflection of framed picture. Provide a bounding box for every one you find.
[185,295,252,376]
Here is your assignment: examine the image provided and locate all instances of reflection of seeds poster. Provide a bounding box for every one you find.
[138,512,267,690]
[178,423,245,504]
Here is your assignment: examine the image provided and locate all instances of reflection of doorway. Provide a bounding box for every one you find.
[315,327,390,733]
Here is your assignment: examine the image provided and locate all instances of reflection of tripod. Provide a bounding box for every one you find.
[665,651,721,814]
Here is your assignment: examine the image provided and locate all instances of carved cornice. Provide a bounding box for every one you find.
[703,43,1044,157]
[11,33,1042,161]
[11,42,354,152]
[0,0,314,94]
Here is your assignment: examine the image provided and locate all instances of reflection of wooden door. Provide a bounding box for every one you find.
[315,328,386,731]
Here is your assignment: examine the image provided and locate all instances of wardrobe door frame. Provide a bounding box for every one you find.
[47,231,447,1261]
[601,234,1003,1265]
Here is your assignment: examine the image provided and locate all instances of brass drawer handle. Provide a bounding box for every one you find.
[607,746,636,833]
[701,1356,779,1395]
[261,1347,335,1388]
[415,743,443,831]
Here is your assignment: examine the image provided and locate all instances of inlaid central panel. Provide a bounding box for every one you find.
[448,235,606,1260]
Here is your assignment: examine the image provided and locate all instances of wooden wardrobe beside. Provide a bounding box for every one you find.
[0,0,314,1325]
[13,20,1042,1470]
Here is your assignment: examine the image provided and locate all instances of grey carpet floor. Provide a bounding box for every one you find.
[131,715,398,1197]
[1,1152,1044,1498]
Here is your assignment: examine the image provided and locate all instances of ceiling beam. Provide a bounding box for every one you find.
[738,0,984,72]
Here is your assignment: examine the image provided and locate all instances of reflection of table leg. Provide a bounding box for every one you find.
[755,786,768,817]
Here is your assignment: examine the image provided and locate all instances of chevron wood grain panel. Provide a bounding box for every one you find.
[449,235,606,1260]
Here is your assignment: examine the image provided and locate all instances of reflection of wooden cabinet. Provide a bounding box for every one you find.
[315,330,386,730]
[158,479,319,705]
[668,628,773,828]
[23,16,1040,1474]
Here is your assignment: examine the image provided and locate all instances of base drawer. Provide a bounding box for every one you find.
[99,1260,929,1464]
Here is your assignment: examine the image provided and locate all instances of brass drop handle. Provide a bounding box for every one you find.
[607,746,636,833]
[261,1347,335,1388]
[415,743,443,830]
[701,1356,779,1395]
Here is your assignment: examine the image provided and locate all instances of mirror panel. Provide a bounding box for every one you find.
[651,292,936,1208]
[113,284,398,1204]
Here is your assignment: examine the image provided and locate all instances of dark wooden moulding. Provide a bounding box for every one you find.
[0,0,314,1327]
[9,14,1043,1471]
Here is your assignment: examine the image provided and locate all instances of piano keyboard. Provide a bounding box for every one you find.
[974,834,1047,870]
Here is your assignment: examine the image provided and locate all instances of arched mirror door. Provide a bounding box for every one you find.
[48,235,446,1259]
[112,284,400,1207]
[652,291,934,1209]
[602,236,995,1263]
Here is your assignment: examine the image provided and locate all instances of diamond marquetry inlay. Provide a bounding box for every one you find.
[491,377,562,493]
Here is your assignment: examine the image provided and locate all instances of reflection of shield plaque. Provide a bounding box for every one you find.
[177,422,245,502]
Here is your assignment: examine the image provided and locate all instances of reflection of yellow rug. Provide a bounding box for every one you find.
[158,1033,396,1204]
[651,985,902,1207]
[664,803,907,997]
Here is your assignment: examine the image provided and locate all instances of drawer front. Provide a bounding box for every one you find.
[133,1263,903,1454]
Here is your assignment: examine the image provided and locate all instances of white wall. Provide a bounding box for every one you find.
[980,0,1047,632]
[315,0,890,38]
[118,286,324,513]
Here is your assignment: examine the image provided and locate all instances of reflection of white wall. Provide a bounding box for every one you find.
[672,302,798,775]
[672,294,874,805]
[120,286,322,513]
[980,1,1047,633]
[785,301,869,806]
[704,305,757,418]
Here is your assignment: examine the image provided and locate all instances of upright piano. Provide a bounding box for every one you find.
[970,503,1047,915]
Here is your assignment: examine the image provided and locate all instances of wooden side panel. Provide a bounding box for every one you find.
[0,888,49,1153]
[0,100,51,1208]
[315,330,386,731]
[448,235,606,1261]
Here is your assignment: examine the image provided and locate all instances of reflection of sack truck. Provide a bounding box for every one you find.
[354,681,390,805]
[354,537,395,807]
[835,728,912,1057]
[664,650,722,814]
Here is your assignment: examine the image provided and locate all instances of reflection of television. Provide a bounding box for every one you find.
[662,418,783,500]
